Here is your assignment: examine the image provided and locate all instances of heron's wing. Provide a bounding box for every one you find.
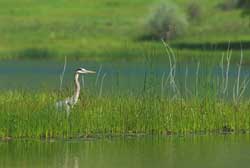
[65,97,75,106]
[56,97,70,109]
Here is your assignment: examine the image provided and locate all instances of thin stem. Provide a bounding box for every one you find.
[60,56,67,91]
[95,64,103,87]
[99,73,107,97]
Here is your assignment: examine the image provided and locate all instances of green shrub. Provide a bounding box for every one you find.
[218,0,240,10]
[218,0,250,14]
[146,1,188,40]
[237,0,250,7]
[239,0,250,16]
[17,48,56,59]
[187,1,203,22]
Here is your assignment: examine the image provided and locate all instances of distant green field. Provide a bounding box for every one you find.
[0,0,249,61]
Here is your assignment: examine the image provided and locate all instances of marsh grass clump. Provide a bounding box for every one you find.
[0,87,250,139]
[145,1,188,40]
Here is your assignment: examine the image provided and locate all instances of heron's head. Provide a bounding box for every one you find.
[76,68,96,74]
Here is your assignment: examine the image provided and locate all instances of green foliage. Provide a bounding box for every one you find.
[219,0,250,12]
[240,0,250,16]
[237,0,250,7]
[186,1,203,21]
[218,0,239,10]
[146,1,188,40]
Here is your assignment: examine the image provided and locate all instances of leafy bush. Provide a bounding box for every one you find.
[218,0,240,10]
[187,1,202,21]
[146,1,188,40]
[17,48,55,59]
[238,0,250,16]
[237,0,250,7]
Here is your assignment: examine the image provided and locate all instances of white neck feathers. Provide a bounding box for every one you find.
[73,73,81,104]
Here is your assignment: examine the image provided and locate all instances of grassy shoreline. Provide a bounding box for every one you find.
[2,43,250,64]
[1,90,250,139]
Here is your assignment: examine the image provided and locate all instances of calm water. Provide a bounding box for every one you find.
[1,60,250,95]
[1,135,250,168]
[0,60,161,91]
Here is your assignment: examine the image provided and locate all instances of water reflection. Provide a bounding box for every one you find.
[0,135,250,168]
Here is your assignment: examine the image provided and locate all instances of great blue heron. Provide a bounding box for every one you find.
[56,68,96,116]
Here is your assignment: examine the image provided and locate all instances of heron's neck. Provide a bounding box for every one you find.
[73,73,81,104]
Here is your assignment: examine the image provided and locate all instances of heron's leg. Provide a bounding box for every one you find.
[66,105,70,117]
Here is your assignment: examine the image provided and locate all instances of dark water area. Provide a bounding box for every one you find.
[1,135,250,168]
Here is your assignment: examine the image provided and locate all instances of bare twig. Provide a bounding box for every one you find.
[60,56,67,91]
[233,46,249,104]
[220,53,225,93]
[161,72,166,99]
[161,39,180,99]
[236,47,243,97]
[99,73,107,97]
[81,75,85,89]
[185,65,192,98]
[95,64,103,87]
[222,45,232,96]
[195,61,200,97]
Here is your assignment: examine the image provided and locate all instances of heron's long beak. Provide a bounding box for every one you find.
[85,70,96,74]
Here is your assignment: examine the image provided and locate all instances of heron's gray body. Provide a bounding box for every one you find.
[56,68,95,116]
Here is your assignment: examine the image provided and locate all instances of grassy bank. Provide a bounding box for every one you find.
[0,0,249,61]
[0,88,249,139]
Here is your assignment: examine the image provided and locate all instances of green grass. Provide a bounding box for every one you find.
[0,88,250,139]
[0,0,249,61]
